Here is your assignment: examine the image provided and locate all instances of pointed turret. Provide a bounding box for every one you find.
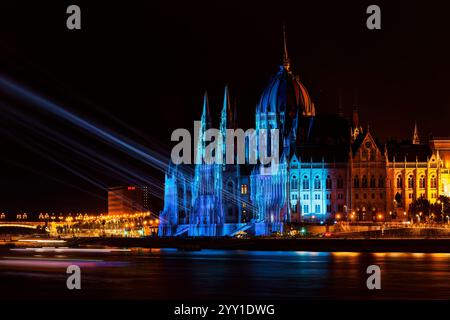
[201,91,211,129]
[352,107,359,129]
[283,24,290,72]
[412,121,420,145]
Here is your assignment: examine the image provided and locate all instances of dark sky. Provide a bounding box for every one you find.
[0,0,449,213]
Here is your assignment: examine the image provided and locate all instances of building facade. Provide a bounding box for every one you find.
[108,186,149,216]
[158,36,450,237]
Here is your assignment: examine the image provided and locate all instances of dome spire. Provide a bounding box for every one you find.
[412,121,420,144]
[283,24,290,71]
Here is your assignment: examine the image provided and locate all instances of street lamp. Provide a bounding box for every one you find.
[437,200,444,222]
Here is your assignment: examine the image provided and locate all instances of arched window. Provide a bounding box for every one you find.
[370,175,376,188]
[362,175,368,188]
[419,175,425,189]
[302,176,309,190]
[326,176,332,189]
[337,176,344,189]
[314,176,321,190]
[378,176,384,188]
[354,175,360,188]
[408,175,414,189]
[431,175,437,188]
[291,175,298,189]
[396,175,403,188]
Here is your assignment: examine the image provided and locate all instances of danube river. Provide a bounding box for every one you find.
[1,248,449,300]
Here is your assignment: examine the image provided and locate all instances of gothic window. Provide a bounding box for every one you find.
[431,175,437,188]
[362,150,368,161]
[302,176,309,190]
[362,175,368,188]
[354,175,360,188]
[326,176,332,189]
[337,176,344,189]
[291,175,298,189]
[419,175,425,189]
[314,176,321,190]
[370,150,376,161]
[227,181,234,192]
[396,175,403,188]
[370,175,376,188]
[408,175,414,189]
[378,176,384,188]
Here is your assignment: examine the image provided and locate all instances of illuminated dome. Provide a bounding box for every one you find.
[257,65,315,117]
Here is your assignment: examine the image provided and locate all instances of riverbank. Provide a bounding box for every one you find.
[54,237,450,253]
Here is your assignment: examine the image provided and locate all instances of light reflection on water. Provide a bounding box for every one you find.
[1,248,450,300]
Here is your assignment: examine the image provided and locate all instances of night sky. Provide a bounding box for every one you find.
[0,0,449,213]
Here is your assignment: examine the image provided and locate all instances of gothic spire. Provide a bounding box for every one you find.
[412,121,420,144]
[201,91,211,129]
[283,24,290,71]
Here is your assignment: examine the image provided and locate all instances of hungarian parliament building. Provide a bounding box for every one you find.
[158,36,450,237]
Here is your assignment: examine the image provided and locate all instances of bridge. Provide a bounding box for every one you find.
[0,221,46,230]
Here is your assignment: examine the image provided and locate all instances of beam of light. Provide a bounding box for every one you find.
[0,76,169,172]
[17,239,67,243]
[10,247,131,253]
[0,224,37,229]
[0,76,254,217]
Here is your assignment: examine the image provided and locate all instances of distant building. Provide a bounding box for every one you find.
[108,186,149,216]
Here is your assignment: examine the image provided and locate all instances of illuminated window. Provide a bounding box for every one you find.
[408,175,414,189]
[291,175,298,189]
[431,176,437,188]
[337,176,344,189]
[419,175,425,189]
[314,176,321,190]
[368,175,375,188]
[302,176,309,190]
[362,175,368,188]
[326,176,332,189]
[241,184,248,195]
[396,175,403,188]
[354,175,360,188]
[378,176,384,188]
